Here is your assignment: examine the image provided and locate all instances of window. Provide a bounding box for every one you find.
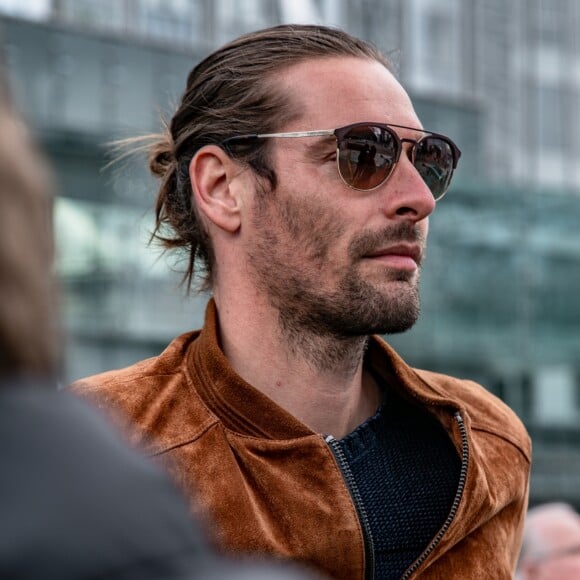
[55,0,124,32]
[537,84,566,153]
[135,0,202,46]
[408,0,462,95]
[536,0,569,49]
[217,0,272,42]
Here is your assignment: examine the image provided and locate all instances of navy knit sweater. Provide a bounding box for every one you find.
[336,384,460,579]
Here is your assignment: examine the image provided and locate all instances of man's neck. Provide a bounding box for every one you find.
[213,294,381,438]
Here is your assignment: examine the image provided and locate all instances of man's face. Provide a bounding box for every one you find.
[522,554,580,580]
[243,57,436,340]
[520,508,580,580]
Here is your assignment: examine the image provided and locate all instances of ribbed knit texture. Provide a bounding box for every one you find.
[337,386,460,580]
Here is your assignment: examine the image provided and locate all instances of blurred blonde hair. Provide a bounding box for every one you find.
[0,91,58,376]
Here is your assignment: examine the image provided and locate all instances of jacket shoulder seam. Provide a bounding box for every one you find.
[146,417,220,457]
[470,424,531,463]
[75,369,181,390]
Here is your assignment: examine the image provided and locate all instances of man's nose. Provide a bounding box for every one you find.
[378,154,436,222]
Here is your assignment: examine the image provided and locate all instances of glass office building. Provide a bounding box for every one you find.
[1,0,579,507]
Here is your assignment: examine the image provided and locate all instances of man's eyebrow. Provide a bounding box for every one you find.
[304,134,336,155]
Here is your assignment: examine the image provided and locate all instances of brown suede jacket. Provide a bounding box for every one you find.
[71,301,531,579]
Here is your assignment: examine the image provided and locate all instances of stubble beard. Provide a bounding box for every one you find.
[247,187,423,375]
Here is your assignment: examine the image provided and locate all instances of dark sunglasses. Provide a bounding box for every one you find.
[221,122,461,200]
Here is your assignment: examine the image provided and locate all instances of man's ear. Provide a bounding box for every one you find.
[189,145,244,233]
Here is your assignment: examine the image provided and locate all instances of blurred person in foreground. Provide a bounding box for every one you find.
[517,503,580,579]
[0,75,310,580]
[72,24,531,579]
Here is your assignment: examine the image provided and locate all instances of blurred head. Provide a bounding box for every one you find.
[148,24,391,290]
[0,90,58,377]
[518,503,580,579]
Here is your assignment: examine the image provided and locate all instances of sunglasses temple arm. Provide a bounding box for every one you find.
[255,130,335,139]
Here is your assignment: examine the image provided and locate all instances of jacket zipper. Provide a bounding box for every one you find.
[400,411,470,579]
[325,434,375,580]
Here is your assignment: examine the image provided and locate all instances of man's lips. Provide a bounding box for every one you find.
[363,243,422,270]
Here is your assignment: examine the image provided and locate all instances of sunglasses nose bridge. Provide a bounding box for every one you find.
[399,137,419,162]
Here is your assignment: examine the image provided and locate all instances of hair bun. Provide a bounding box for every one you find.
[148,135,175,178]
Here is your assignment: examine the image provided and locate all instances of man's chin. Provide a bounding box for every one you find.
[373,315,419,336]
[338,296,420,337]
[366,286,421,335]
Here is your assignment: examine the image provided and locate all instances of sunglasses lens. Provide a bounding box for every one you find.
[413,136,456,199]
[337,125,398,190]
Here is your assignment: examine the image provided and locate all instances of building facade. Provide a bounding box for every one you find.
[1,0,579,507]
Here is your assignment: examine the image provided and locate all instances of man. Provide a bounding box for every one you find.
[72,25,531,579]
[0,68,307,580]
[517,503,580,579]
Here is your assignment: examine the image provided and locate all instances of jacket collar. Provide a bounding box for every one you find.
[186,299,459,439]
[187,299,313,439]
